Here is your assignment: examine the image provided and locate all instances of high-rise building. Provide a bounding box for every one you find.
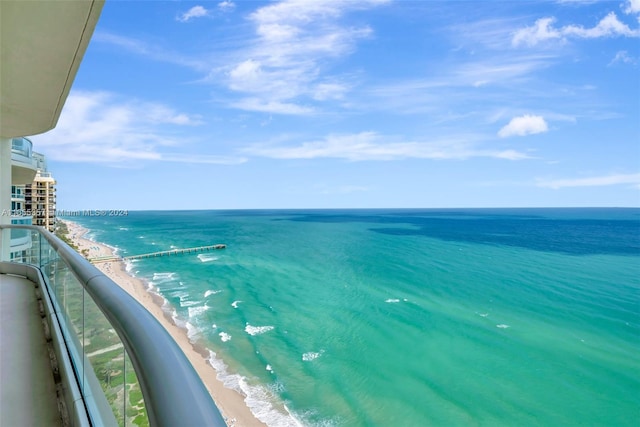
[24,152,56,231]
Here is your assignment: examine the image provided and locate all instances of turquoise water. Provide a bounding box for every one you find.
[68,209,640,426]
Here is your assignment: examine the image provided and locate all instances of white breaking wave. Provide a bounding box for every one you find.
[302,351,324,362]
[124,260,135,273]
[496,324,510,329]
[385,298,400,303]
[232,300,243,309]
[186,322,200,340]
[204,290,222,298]
[188,305,209,318]
[245,324,275,336]
[180,300,201,308]
[198,253,219,263]
[152,272,176,281]
[219,332,232,342]
[207,351,304,427]
[170,291,189,301]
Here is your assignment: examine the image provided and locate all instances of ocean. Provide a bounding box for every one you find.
[66,208,640,426]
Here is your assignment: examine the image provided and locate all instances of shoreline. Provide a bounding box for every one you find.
[61,219,268,427]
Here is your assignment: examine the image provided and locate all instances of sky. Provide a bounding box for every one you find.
[30,0,640,210]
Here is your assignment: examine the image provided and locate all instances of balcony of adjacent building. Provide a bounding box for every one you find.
[11,137,38,185]
[11,186,25,203]
[9,215,33,253]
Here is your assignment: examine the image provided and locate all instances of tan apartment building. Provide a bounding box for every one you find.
[24,152,57,231]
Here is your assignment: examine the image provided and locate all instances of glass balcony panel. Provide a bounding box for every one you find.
[10,137,37,170]
[8,227,146,426]
[9,227,31,253]
[124,352,147,426]
[1,225,220,427]
[11,215,32,225]
[83,291,130,426]
[11,137,33,157]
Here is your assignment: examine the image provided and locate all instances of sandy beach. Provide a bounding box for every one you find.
[62,220,267,427]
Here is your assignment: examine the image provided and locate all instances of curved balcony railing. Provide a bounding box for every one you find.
[8,227,32,251]
[11,137,32,157]
[11,137,36,165]
[10,215,32,225]
[0,225,226,427]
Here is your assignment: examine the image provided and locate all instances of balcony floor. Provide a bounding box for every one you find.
[0,273,63,426]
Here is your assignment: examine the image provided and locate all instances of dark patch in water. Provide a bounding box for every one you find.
[280,209,640,256]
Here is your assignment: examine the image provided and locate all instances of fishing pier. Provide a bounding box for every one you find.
[90,244,226,264]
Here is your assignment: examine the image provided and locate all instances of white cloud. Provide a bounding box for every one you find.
[28,91,244,165]
[537,173,640,189]
[624,0,640,15]
[218,1,236,12]
[228,59,263,91]
[609,50,636,65]
[512,12,640,46]
[363,52,557,116]
[221,0,387,114]
[512,18,562,46]
[455,56,553,85]
[312,82,349,100]
[231,98,314,115]
[244,132,531,161]
[177,6,210,23]
[498,115,549,138]
[161,153,246,165]
[93,32,208,70]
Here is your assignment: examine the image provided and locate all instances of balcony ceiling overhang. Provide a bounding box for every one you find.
[11,162,37,185]
[0,0,104,138]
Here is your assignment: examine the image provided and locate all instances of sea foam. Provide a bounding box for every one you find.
[188,305,209,318]
[207,351,304,427]
[152,272,176,281]
[186,322,200,340]
[198,253,219,263]
[245,324,275,336]
[180,300,201,307]
[302,351,324,362]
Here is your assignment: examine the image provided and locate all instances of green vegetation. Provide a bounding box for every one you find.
[53,264,149,426]
[54,221,77,250]
[54,220,89,257]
